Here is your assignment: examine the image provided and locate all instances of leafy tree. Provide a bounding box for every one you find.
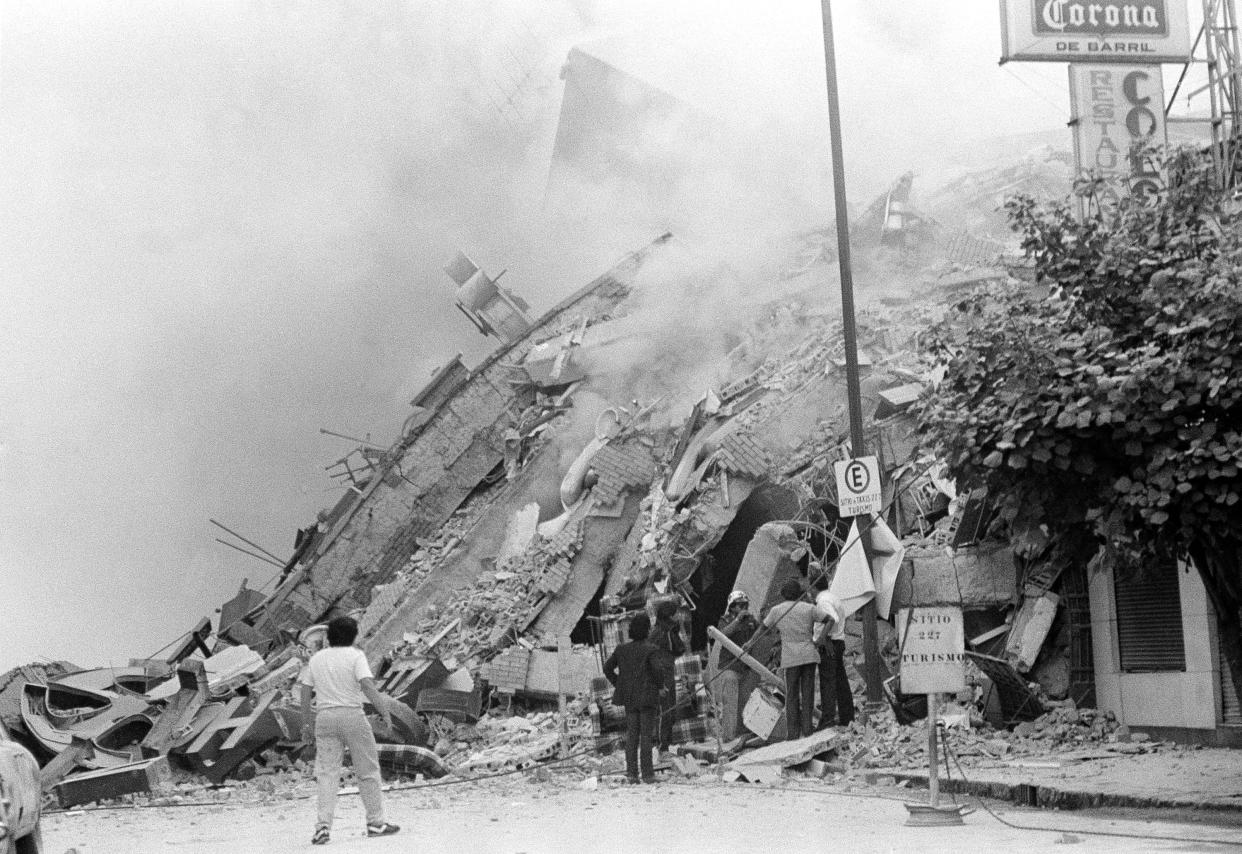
[916,148,1242,712]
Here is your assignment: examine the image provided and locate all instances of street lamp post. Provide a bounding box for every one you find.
[818,0,885,714]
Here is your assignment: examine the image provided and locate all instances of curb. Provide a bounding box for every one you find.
[868,771,1242,814]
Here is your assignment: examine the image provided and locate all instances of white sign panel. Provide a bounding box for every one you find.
[897,606,966,695]
[1070,64,1166,205]
[1000,0,1191,63]
[833,455,881,518]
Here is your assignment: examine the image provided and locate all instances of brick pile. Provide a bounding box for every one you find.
[716,432,770,479]
[389,517,586,674]
[479,647,531,692]
[588,441,658,509]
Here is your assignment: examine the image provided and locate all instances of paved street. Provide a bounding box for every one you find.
[43,777,1242,854]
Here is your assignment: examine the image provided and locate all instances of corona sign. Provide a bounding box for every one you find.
[1000,0,1191,63]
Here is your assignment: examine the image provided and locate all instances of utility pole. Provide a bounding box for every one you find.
[818,0,884,713]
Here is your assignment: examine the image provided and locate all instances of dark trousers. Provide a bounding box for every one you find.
[817,639,855,727]
[624,707,656,780]
[783,663,817,740]
[656,675,676,750]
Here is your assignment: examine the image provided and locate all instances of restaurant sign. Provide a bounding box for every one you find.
[1069,63,1166,205]
[1000,0,1191,63]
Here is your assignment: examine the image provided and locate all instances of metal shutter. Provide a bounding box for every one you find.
[1223,645,1241,725]
[1114,568,1185,672]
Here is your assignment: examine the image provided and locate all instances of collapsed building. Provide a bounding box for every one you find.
[2,208,1113,804]
[8,68,1239,805]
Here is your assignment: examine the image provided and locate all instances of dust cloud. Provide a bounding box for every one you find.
[1,0,1065,670]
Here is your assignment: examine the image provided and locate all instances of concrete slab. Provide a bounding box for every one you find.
[728,730,839,770]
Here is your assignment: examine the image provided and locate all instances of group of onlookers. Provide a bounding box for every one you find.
[603,578,854,782]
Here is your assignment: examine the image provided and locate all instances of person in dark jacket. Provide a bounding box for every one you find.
[712,590,761,740]
[603,613,667,783]
[650,598,685,753]
[717,590,759,673]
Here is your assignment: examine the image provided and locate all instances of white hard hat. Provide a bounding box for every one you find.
[726,590,750,607]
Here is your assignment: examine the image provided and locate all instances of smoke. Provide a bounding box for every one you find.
[1,0,1069,671]
[0,0,597,669]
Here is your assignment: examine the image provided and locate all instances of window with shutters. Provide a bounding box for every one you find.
[1114,566,1185,673]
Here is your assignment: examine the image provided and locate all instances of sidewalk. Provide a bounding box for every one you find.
[868,746,1242,812]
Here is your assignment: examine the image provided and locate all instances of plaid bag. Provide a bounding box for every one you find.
[672,716,708,745]
[674,654,703,686]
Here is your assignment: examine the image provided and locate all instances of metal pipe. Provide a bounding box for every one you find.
[819,0,884,713]
[209,518,287,565]
[214,538,286,569]
[707,626,784,690]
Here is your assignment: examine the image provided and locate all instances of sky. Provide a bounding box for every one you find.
[0,0,1208,672]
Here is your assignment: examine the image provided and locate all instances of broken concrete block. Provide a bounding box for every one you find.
[376,657,450,709]
[441,667,475,693]
[792,757,831,777]
[1006,592,1060,673]
[894,544,1017,610]
[729,730,838,772]
[203,645,264,696]
[742,687,785,742]
[40,736,96,792]
[141,659,208,756]
[179,691,281,784]
[496,503,540,565]
[873,383,924,419]
[735,763,783,784]
[54,756,172,808]
[522,647,602,698]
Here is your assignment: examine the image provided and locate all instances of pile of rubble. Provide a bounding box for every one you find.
[841,703,1174,775]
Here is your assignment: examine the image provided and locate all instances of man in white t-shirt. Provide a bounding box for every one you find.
[813,579,855,728]
[298,616,400,845]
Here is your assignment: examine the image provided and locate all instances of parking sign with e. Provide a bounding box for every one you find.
[833,455,881,517]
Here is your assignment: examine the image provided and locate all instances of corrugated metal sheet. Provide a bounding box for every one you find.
[1114,569,1185,673]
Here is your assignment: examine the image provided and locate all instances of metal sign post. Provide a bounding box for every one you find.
[819,0,884,715]
[897,607,969,826]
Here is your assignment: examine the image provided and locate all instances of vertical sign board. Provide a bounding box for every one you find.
[833,455,881,518]
[1000,0,1191,63]
[1069,64,1167,207]
[896,607,966,694]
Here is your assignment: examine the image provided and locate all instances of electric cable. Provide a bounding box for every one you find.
[936,722,1242,847]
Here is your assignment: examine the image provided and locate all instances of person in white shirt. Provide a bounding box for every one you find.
[813,578,855,728]
[298,616,400,845]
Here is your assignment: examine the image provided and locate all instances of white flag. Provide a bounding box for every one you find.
[828,520,875,619]
[867,515,905,621]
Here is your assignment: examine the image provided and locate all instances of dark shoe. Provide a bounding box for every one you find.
[311,826,330,845]
[626,775,640,784]
[366,822,400,838]
[641,777,657,784]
